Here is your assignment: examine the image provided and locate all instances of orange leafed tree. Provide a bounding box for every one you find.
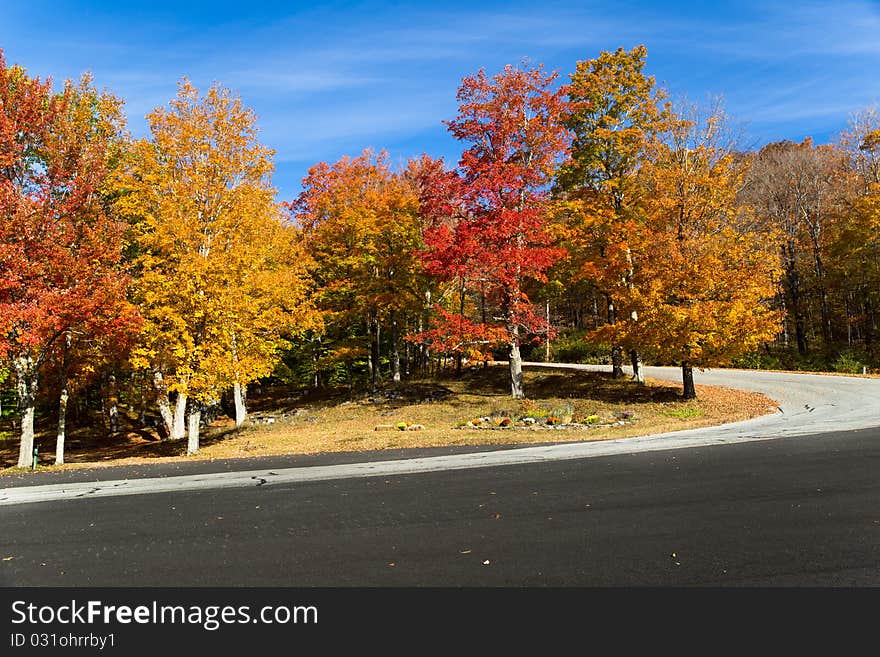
[554,45,673,382]
[291,149,427,388]
[117,80,316,454]
[591,102,782,397]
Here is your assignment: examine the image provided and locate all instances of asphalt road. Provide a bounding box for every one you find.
[2,363,878,586]
[3,362,878,507]
[2,426,879,586]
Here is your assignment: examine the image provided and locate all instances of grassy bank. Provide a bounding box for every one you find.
[0,365,777,473]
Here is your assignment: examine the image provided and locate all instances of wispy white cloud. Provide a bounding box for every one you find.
[4,0,879,198]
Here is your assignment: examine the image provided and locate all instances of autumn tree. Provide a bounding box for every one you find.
[841,106,880,191]
[117,80,315,454]
[743,138,848,355]
[593,101,782,397]
[0,53,138,467]
[292,149,428,389]
[833,108,880,358]
[419,62,569,398]
[554,45,671,382]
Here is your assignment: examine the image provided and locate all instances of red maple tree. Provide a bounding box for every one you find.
[0,53,138,467]
[417,62,570,397]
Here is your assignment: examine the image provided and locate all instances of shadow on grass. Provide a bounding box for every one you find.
[430,366,685,404]
[0,365,687,471]
[0,416,250,468]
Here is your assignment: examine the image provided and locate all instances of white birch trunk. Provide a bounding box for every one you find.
[187,406,201,455]
[56,387,68,466]
[55,333,71,465]
[233,381,247,427]
[509,325,524,399]
[391,310,401,383]
[630,349,645,384]
[19,406,36,469]
[15,355,38,469]
[173,392,188,440]
[152,368,174,439]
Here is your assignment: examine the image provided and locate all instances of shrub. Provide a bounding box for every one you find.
[664,407,703,419]
[732,351,781,370]
[832,350,866,374]
[551,330,610,365]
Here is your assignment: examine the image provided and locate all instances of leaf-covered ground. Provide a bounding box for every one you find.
[0,365,777,473]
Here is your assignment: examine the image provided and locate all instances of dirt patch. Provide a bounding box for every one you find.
[0,366,777,474]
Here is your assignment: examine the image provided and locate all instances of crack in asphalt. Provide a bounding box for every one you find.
[76,487,102,498]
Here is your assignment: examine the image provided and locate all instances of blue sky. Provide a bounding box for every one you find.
[2,0,878,201]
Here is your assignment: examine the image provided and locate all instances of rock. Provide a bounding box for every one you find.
[374,424,396,431]
[522,417,536,425]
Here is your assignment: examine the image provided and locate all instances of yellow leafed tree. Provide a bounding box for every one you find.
[117,80,317,453]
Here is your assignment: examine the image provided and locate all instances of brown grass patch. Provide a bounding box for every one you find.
[0,365,777,474]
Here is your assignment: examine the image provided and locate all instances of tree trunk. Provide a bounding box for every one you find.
[15,354,38,469]
[233,381,247,427]
[172,392,188,440]
[230,331,247,426]
[390,309,401,383]
[481,282,489,369]
[783,242,807,355]
[509,325,524,399]
[682,362,696,400]
[812,242,833,348]
[606,294,625,378]
[55,332,72,465]
[611,345,625,378]
[107,374,119,436]
[370,313,380,389]
[545,300,551,362]
[630,349,644,384]
[312,335,323,389]
[56,386,68,466]
[187,401,201,456]
[456,278,465,377]
[152,368,174,440]
[403,327,411,378]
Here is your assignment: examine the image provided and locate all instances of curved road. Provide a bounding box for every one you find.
[535,361,880,438]
[1,363,878,506]
[2,364,880,587]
